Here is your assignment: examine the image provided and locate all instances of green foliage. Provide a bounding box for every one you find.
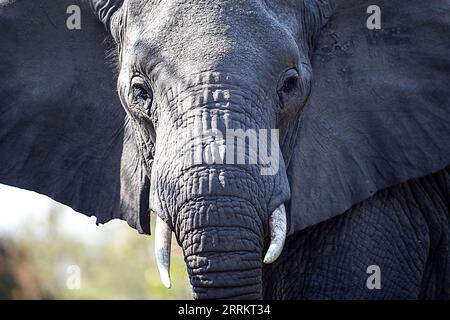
[0,207,191,299]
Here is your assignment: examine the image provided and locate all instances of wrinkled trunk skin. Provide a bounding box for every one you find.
[171,160,269,299]
[179,197,264,299]
[149,73,290,299]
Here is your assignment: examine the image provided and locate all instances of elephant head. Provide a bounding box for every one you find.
[0,0,449,299]
[104,0,311,298]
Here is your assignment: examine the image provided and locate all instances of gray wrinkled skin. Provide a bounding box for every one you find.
[0,0,449,299]
[110,0,318,299]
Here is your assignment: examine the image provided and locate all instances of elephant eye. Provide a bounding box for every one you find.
[277,68,307,112]
[278,68,300,95]
[132,83,152,104]
[130,77,153,111]
[280,72,299,94]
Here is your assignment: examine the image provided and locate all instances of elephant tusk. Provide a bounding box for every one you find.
[263,204,287,264]
[155,215,172,288]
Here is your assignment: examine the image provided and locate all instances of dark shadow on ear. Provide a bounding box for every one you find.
[0,0,150,234]
[287,0,450,235]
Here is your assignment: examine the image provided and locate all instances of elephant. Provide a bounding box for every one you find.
[0,0,449,299]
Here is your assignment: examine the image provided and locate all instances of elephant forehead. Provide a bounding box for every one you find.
[123,0,297,78]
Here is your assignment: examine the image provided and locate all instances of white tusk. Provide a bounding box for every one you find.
[155,215,172,288]
[263,204,287,264]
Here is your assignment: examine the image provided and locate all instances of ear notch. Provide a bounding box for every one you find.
[0,0,150,234]
[286,0,450,235]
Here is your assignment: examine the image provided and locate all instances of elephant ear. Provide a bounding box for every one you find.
[0,0,151,234]
[287,0,450,235]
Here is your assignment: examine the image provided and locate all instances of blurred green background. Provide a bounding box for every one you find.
[0,186,191,300]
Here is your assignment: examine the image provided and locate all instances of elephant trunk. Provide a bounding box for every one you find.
[149,81,291,298]
[178,197,264,299]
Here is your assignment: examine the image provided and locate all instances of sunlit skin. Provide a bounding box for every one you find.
[0,0,449,300]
